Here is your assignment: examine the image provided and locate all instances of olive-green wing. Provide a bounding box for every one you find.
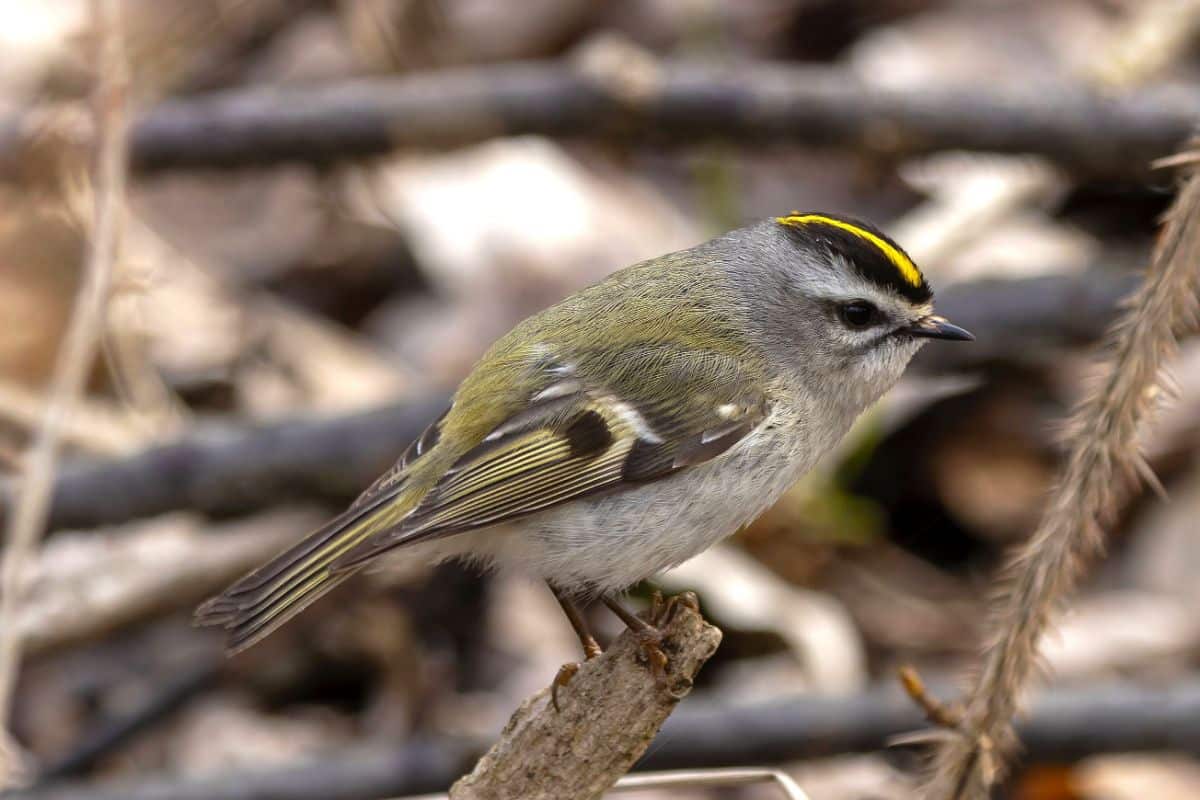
[196,344,766,653]
[330,345,769,570]
[349,405,450,511]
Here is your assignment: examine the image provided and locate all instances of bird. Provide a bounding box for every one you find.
[196,212,973,692]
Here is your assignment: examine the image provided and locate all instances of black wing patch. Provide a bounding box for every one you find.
[331,351,769,571]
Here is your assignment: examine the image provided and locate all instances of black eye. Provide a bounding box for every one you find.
[837,300,879,329]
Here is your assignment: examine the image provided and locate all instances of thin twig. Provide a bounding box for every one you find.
[0,0,129,787]
[923,161,1200,798]
[898,666,962,730]
[610,768,810,798]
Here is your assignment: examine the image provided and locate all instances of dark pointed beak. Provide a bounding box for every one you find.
[907,315,974,341]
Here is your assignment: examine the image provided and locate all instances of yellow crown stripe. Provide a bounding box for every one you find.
[777,213,923,288]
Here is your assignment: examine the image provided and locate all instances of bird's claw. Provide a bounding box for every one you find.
[551,638,603,712]
[551,662,581,712]
[650,589,698,627]
[632,625,669,685]
[602,591,702,690]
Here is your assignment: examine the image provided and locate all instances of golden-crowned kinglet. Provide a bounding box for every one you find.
[197,212,972,677]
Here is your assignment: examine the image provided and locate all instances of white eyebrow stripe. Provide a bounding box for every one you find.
[609,399,662,443]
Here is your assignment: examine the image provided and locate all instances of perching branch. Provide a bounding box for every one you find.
[0,0,128,788]
[449,596,721,800]
[0,271,1138,536]
[1,62,1197,180]
[923,161,1200,798]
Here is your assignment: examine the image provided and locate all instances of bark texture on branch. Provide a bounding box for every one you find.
[449,597,721,800]
[2,62,1196,180]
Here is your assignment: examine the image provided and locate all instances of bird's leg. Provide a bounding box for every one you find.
[602,594,670,684]
[550,583,603,659]
[548,583,602,711]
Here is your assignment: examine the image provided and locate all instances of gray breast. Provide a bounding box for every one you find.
[520,404,820,592]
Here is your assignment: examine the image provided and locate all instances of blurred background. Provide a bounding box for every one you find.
[2,1,1199,798]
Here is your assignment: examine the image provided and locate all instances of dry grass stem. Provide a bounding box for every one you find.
[923,164,1200,798]
[0,0,129,787]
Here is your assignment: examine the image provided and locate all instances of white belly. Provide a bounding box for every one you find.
[441,401,843,593]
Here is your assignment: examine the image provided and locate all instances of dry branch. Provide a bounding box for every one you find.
[20,678,1200,800]
[0,271,1137,536]
[19,740,473,800]
[1,63,1197,180]
[0,395,450,534]
[923,165,1200,797]
[19,509,320,658]
[449,597,721,800]
[0,0,128,787]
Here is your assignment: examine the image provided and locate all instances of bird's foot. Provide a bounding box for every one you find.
[631,624,669,685]
[603,591,701,688]
[582,636,603,660]
[650,589,699,628]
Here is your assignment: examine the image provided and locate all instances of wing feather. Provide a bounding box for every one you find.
[331,348,768,571]
[349,405,450,512]
[199,343,770,652]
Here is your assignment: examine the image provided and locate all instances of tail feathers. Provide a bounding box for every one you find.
[195,495,408,654]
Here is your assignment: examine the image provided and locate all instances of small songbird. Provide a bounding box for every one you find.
[196,212,972,686]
